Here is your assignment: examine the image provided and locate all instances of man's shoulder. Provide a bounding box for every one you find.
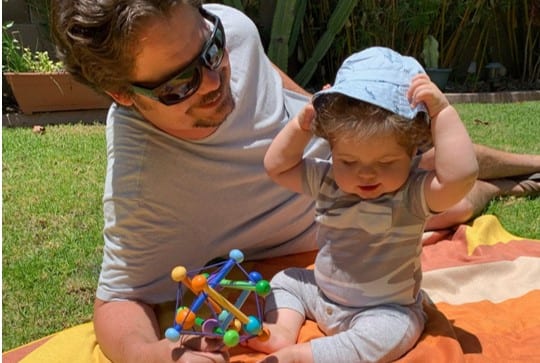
[106,104,153,149]
[107,103,143,130]
[204,3,253,25]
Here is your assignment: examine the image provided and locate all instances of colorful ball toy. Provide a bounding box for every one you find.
[164,249,271,347]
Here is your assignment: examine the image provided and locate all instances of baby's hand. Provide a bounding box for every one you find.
[297,104,315,132]
[407,73,450,119]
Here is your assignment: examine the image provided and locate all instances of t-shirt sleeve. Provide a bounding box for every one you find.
[404,166,434,219]
[301,157,332,199]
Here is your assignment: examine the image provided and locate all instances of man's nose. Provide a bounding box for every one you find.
[197,66,221,94]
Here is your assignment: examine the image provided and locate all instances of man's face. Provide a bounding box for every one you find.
[115,4,235,139]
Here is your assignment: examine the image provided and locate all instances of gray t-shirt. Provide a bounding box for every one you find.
[302,157,431,307]
[97,4,329,303]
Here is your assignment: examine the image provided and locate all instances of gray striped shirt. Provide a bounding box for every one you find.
[302,157,431,307]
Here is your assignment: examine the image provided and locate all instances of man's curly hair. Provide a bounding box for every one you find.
[51,0,203,95]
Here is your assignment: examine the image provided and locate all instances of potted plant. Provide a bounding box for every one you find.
[2,21,110,114]
[421,35,452,91]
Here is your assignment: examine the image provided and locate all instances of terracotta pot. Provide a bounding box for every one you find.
[4,72,111,114]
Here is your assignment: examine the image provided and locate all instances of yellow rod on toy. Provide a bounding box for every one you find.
[203,285,250,324]
[172,267,223,313]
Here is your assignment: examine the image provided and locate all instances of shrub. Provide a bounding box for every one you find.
[2,21,63,73]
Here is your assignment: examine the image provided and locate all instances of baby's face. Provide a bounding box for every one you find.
[331,133,414,199]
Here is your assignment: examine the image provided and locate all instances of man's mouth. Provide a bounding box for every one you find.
[199,90,222,108]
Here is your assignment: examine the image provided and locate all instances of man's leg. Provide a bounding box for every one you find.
[425,176,540,231]
[473,144,540,179]
[421,144,540,231]
[419,144,540,179]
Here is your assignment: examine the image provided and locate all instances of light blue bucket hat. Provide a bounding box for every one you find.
[313,46,427,119]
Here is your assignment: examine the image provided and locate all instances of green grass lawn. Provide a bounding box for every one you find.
[457,102,540,238]
[2,102,539,351]
[2,123,105,351]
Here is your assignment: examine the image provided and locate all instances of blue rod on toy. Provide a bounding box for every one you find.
[179,251,241,329]
[219,289,251,329]
[208,258,237,289]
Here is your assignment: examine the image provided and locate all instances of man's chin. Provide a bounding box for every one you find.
[195,96,235,128]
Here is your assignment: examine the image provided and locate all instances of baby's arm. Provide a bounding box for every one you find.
[264,104,315,194]
[408,74,479,212]
[256,343,313,363]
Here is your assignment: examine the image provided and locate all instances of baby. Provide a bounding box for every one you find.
[248,47,479,363]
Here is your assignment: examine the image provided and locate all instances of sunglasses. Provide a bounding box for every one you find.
[130,8,226,106]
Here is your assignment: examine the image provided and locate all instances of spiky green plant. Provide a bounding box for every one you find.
[422,35,440,68]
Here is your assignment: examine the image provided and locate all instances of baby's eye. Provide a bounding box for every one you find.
[341,160,355,166]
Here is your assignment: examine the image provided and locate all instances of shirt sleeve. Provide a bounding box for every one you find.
[404,166,434,219]
[301,157,332,199]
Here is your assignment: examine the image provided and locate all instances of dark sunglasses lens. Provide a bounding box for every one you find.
[157,68,201,105]
[203,26,224,68]
[204,43,223,68]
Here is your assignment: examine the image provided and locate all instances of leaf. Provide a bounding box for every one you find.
[294,0,359,86]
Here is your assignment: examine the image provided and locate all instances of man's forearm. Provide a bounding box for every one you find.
[94,298,164,363]
[93,298,229,363]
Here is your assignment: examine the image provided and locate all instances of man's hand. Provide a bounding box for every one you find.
[181,334,228,353]
[170,341,229,362]
[94,299,229,363]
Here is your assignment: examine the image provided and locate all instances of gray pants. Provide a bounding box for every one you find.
[265,268,427,363]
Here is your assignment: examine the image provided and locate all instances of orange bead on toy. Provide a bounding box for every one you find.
[191,274,208,292]
[175,308,196,329]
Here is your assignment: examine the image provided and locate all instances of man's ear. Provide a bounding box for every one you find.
[106,91,134,107]
[411,146,419,158]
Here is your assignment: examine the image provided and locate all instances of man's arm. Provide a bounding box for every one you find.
[418,144,540,180]
[93,298,228,363]
[94,298,168,363]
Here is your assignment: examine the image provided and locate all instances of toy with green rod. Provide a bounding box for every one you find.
[164,249,271,347]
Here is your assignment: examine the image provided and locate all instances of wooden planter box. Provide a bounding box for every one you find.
[4,72,111,114]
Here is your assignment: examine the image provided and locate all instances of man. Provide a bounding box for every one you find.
[51,1,539,362]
